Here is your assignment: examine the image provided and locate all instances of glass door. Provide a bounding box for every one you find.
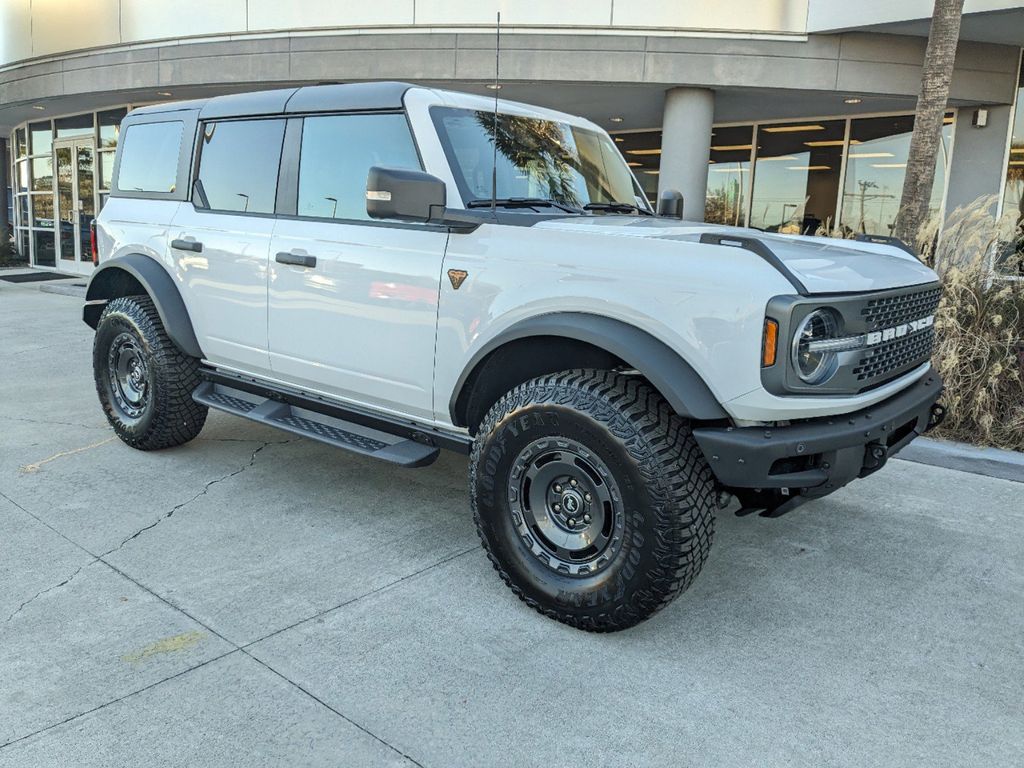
[53,137,96,275]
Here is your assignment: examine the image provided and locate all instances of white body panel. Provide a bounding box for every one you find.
[96,84,942,434]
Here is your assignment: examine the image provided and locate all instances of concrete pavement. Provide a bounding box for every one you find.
[1,280,1022,767]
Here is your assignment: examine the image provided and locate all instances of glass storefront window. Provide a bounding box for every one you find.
[29,121,52,156]
[98,108,128,148]
[17,196,28,228]
[706,125,753,226]
[30,156,53,191]
[98,151,115,191]
[31,194,54,228]
[32,230,56,267]
[613,131,661,205]
[749,120,845,234]
[839,114,953,237]
[15,159,28,192]
[15,128,27,158]
[998,53,1023,274]
[55,113,94,139]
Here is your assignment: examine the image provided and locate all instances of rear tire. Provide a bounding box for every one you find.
[470,369,717,632]
[93,295,207,450]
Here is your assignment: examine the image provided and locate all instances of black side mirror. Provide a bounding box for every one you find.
[366,166,446,223]
[658,189,684,219]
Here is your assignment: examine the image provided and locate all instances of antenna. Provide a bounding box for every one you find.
[490,11,501,214]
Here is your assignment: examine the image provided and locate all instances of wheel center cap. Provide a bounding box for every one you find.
[560,489,583,516]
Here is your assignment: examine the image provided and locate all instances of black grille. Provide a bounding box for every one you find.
[860,286,941,330]
[853,327,936,384]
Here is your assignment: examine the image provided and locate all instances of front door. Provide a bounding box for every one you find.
[54,138,97,276]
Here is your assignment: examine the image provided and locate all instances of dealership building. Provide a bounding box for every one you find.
[1,0,1022,275]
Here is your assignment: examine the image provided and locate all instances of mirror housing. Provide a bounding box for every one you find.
[658,189,684,219]
[366,166,447,223]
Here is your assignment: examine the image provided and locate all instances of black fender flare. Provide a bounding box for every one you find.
[83,254,203,358]
[450,313,728,423]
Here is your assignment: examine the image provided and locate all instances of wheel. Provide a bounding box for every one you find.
[470,369,717,632]
[93,295,207,450]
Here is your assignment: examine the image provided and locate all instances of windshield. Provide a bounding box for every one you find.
[431,107,648,210]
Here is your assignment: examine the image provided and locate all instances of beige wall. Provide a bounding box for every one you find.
[0,0,809,68]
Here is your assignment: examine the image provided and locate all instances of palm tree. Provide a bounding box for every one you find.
[893,0,965,251]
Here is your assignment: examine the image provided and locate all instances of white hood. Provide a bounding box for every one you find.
[532,217,938,295]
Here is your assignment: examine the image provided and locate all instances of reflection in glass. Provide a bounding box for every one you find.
[16,160,28,192]
[198,119,285,213]
[98,150,115,191]
[117,121,183,193]
[998,54,1023,274]
[432,107,644,209]
[706,125,753,226]
[614,130,661,206]
[840,114,952,237]
[55,113,94,139]
[33,230,56,268]
[16,128,27,158]
[32,194,54,228]
[56,146,75,261]
[29,121,52,156]
[98,108,128,148]
[17,196,29,228]
[749,120,844,234]
[31,156,53,191]
[298,114,421,220]
[18,228,30,259]
[78,145,95,260]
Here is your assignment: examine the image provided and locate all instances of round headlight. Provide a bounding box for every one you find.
[793,309,840,384]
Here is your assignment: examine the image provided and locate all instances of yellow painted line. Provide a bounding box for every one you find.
[20,436,117,474]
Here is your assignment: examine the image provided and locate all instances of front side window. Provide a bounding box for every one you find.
[116,121,183,194]
[297,113,420,221]
[197,119,285,214]
[431,107,645,209]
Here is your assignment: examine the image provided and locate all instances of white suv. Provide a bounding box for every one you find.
[84,82,945,631]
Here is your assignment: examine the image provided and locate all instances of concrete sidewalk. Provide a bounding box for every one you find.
[1,283,1022,767]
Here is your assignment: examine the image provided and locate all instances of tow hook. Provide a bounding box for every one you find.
[928,403,947,432]
[862,442,888,474]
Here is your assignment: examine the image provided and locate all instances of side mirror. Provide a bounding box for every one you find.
[658,189,684,219]
[366,166,446,223]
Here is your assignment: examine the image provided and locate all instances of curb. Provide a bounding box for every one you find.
[39,282,87,298]
[897,436,1024,484]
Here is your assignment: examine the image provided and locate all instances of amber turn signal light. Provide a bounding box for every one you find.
[762,319,779,367]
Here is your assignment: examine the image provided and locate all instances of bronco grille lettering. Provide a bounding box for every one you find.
[865,314,934,346]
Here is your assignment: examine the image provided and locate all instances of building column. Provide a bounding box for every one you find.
[658,87,715,221]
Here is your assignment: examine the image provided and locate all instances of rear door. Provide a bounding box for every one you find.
[169,117,286,378]
[268,112,448,421]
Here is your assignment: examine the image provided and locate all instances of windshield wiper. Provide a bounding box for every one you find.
[466,198,583,214]
[583,202,654,216]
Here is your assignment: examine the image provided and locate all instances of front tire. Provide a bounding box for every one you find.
[93,295,207,450]
[470,370,717,632]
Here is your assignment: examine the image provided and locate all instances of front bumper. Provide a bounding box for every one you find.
[693,370,944,497]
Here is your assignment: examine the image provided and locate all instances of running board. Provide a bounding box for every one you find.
[193,381,441,468]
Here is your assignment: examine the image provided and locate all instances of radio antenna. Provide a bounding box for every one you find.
[490,11,501,215]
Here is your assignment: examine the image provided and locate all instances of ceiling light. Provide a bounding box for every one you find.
[757,155,798,162]
[156,91,173,97]
[627,162,643,167]
[626,149,662,156]
[609,117,624,123]
[847,151,895,158]
[1008,160,1023,166]
[485,84,502,90]
[804,139,860,147]
[1010,147,1024,154]
[642,170,659,175]
[843,97,863,105]
[614,137,624,143]
[871,163,908,168]
[31,105,45,110]
[786,165,831,171]
[710,144,752,151]
[763,124,826,133]
[710,167,749,172]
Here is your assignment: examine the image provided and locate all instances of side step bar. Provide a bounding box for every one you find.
[193,381,443,468]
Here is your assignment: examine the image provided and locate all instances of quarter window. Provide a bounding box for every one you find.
[297,113,421,221]
[116,121,183,194]
[197,119,285,214]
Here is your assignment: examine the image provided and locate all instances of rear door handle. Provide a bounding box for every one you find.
[171,238,203,253]
[275,251,317,268]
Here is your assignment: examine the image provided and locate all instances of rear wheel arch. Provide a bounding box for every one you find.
[450,313,727,432]
[84,255,203,359]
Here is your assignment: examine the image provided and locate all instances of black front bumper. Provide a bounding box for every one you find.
[693,370,944,498]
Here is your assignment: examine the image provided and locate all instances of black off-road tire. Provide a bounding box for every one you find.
[470,369,717,632]
[93,295,207,450]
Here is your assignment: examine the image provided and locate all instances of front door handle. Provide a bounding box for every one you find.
[171,238,203,253]
[275,251,317,268]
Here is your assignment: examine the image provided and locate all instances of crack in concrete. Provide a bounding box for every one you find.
[1,416,111,431]
[4,559,97,624]
[101,440,286,558]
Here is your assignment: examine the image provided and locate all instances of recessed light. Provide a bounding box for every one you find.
[844,97,863,105]
[626,149,662,156]
[763,124,825,133]
[156,91,172,97]
[710,144,752,151]
[614,136,624,142]
[31,105,45,110]
[609,117,624,123]
[786,165,832,171]
[485,84,502,90]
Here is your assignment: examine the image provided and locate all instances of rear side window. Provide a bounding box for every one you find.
[297,113,420,221]
[116,121,183,193]
[196,119,285,214]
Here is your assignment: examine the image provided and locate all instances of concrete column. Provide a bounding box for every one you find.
[658,87,715,222]
[0,139,9,245]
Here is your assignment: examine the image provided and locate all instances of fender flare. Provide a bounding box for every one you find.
[450,312,728,422]
[83,254,203,359]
